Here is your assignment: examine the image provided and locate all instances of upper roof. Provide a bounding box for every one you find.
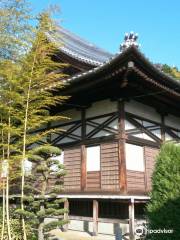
[47,27,180,114]
[47,26,114,66]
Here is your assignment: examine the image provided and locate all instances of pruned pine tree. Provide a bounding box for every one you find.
[146,143,180,240]
[20,145,68,240]
[16,10,68,239]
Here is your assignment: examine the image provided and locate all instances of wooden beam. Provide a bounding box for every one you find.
[81,145,87,191]
[118,100,127,193]
[64,199,69,231]
[81,108,86,140]
[69,215,128,224]
[127,135,160,148]
[129,198,135,240]
[93,200,99,236]
[87,113,118,138]
[126,115,161,143]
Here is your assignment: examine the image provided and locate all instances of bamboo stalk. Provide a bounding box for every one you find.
[1,180,6,240]
[6,113,12,240]
[21,40,39,240]
[1,123,5,240]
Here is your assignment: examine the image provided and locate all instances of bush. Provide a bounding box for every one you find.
[146,143,180,240]
[0,206,37,240]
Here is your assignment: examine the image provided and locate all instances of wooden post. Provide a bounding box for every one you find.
[93,200,98,236]
[81,145,87,190]
[118,100,127,193]
[129,198,135,240]
[81,108,87,191]
[64,199,69,231]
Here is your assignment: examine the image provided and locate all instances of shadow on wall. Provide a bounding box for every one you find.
[113,223,122,240]
[82,221,125,239]
[83,221,92,236]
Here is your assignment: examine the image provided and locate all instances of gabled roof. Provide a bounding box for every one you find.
[47,26,114,66]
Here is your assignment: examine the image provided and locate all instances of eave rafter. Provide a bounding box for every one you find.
[131,66,180,99]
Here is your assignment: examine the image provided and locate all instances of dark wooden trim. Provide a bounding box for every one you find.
[126,111,160,126]
[118,100,127,193]
[86,113,118,138]
[93,200,99,236]
[52,122,82,145]
[87,120,117,134]
[127,135,160,148]
[87,111,116,121]
[81,108,86,140]
[126,111,180,132]
[58,135,116,149]
[165,128,180,140]
[81,145,87,191]
[126,115,161,143]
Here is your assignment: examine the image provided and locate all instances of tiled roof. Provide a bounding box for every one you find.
[47,26,114,66]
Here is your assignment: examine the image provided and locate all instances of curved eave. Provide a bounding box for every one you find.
[64,46,180,99]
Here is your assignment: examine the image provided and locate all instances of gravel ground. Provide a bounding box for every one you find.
[51,229,116,240]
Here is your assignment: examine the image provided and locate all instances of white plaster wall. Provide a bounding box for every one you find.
[68,219,129,238]
[86,100,117,118]
[68,219,86,231]
[125,101,161,123]
[165,114,180,130]
[51,109,81,126]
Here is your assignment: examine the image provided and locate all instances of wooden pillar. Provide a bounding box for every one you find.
[81,108,87,190]
[118,100,127,193]
[64,199,69,231]
[81,145,87,190]
[93,200,98,236]
[129,198,135,240]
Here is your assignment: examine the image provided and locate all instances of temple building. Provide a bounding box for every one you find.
[45,27,180,239]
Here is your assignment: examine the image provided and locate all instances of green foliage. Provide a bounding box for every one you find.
[0,2,67,239]
[0,0,33,61]
[146,143,180,240]
[23,144,67,238]
[0,206,37,240]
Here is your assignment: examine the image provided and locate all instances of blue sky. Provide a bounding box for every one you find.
[30,0,180,68]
